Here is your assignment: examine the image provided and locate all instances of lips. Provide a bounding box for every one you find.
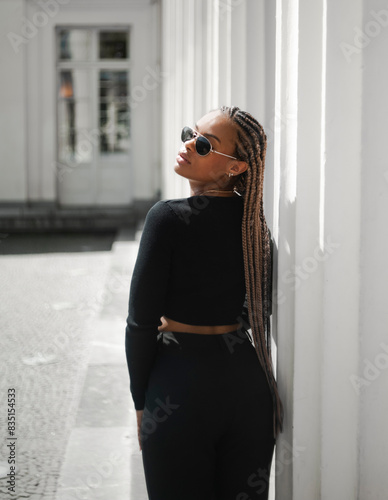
[177,151,191,164]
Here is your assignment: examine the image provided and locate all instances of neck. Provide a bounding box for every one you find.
[189,181,234,197]
[195,189,235,197]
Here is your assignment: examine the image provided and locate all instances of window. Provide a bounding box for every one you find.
[99,70,129,153]
[57,27,131,165]
[99,31,128,59]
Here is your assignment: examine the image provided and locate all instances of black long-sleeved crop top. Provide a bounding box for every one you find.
[125,195,247,410]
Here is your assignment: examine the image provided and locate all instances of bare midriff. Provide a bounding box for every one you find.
[158,316,241,335]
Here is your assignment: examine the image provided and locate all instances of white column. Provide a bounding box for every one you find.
[273,0,300,496]
[218,0,232,106]
[161,0,193,199]
[246,0,266,122]
[0,0,27,202]
[161,0,206,199]
[320,1,363,497]
[261,0,277,242]
[357,2,388,497]
[26,0,57,202]
[274,0,364,498]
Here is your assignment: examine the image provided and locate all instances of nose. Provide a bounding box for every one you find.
[184,136,196,152]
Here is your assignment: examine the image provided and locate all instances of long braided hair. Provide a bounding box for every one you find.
[220,105,283,438]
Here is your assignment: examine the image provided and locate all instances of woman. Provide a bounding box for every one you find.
[125,106,283,500]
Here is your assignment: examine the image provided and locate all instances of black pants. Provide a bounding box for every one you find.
[140,330,275,500]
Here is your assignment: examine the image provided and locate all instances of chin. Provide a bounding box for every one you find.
[174,163,188,178]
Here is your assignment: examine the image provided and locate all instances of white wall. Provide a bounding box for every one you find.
[0,0,27,202]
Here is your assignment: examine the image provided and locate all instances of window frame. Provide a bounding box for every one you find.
[56,25,132,167]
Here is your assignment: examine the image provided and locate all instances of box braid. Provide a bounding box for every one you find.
[220,105,284,438]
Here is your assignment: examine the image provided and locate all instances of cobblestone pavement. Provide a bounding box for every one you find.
[0,230,147,499]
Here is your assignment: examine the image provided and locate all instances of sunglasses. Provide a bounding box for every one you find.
[181,126,239,160]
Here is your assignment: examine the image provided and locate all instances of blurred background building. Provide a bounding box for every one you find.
[1,0,388,499]
[1,0,163,230]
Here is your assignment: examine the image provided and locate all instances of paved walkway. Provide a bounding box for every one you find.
[0,229,147,499]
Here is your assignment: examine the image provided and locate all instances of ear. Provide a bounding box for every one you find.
[230,160,248,176]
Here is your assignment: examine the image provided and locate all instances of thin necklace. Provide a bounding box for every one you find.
[197,189,235,197]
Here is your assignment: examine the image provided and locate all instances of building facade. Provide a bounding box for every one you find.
[1,0,162,228]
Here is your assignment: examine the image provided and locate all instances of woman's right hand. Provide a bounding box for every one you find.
[136,409,144,451]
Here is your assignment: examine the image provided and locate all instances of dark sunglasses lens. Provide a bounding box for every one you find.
[181,127,194,142]
[195,136,211,156]
[181,127,211,156]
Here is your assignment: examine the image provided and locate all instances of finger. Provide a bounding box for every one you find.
[137,428,142,451]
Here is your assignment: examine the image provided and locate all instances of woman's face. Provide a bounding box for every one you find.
[174,110,240,187]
